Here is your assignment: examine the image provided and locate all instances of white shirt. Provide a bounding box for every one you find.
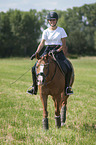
[42,26,67,45]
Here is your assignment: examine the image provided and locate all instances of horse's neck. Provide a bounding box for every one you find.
[48,57,57,78]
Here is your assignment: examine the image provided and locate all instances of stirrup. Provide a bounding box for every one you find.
[66,87,73,96]
[27,86,37,95]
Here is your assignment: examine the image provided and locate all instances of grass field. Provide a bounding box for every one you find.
[0,57,96,145]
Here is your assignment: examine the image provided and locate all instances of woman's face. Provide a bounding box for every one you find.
[48,19,57,27]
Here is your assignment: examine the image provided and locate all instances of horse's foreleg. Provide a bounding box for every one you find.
[54,95,61,128]
[61,105,66,126]
[42,118,48,130]
[40,93,48,130]
[61,94,69,126]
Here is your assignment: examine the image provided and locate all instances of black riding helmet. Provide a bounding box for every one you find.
[47,11,58,21]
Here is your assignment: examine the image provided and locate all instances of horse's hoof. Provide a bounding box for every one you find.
[42,118,49,130]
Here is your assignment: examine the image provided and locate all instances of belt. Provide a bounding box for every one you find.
[47,45,61,48]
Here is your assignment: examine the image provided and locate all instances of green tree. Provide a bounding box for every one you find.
[0,12,13,57]
[0,3,96,57]
[10,9,41,56]
[67,30,87,55]
[94,31,96,51]
[57,3,96,55]
[0,9,42,57]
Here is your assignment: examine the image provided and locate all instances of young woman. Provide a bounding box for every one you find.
[27,11,73,95]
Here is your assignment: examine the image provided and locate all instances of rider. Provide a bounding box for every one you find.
[27,11,73,95]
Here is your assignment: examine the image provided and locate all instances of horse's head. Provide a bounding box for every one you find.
[36,55,49,85]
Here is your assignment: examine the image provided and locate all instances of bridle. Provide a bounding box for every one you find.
[36,61,49,79]
[36,57,57,86]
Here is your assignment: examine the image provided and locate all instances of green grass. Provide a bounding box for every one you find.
[0,57,96,145]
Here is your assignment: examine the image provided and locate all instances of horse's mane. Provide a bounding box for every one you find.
[37,54,55,64]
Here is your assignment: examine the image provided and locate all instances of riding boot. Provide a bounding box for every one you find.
[65,71,73,95]
[27,63,38,95]
[55,116,61,128]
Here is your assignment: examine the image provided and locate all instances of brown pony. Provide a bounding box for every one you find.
[36,54,74,130]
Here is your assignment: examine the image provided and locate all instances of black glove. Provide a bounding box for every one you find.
[30,53,36,60]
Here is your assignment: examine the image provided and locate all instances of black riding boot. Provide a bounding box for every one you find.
[65,71,73,95]
[63,58,73,96]
[54,51,73,95]
[27,63,38,95]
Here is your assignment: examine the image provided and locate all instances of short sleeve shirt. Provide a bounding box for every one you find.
[42,26,67,45]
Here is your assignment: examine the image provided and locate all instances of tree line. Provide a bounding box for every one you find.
[0,3,96,57]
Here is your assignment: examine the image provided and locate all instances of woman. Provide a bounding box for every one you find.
[27,11,73,95]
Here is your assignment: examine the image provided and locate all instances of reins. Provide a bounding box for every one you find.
[44,60,57,85]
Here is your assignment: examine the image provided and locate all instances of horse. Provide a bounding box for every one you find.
[35,52,74,130]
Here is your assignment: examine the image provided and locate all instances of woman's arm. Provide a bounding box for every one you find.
[57,38,67,53]
[36,39,45,53]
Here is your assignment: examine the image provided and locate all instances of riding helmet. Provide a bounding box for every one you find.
[47,11,58,21]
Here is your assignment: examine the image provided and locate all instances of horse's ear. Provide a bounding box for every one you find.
[36,53,41,60]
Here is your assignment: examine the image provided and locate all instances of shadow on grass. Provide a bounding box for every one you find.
[64,122,96,133]
[83,123,96,132]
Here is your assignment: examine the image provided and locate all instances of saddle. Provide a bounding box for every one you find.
[50,51,69,76]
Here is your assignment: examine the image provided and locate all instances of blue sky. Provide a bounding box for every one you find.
[0,0,96,12]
